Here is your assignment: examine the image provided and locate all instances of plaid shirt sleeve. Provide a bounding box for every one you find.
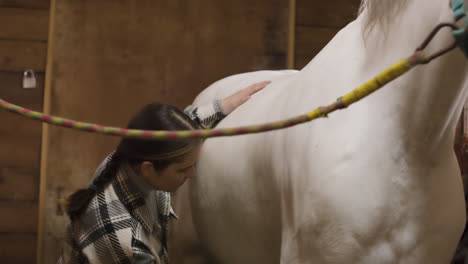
[184,100,225,128]
[58,223,161,264]
[57,225,86,264]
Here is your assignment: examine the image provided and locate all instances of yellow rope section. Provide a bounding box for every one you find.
[306,59,413,119]
[342,59,412,106]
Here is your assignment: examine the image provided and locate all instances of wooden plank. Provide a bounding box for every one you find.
[0,40,47,71]
[0,167,39,201]
[0,73,43,169]
[0,8,49,41]
[0,105,43,134]
[295,25,341,68]
[0,114,42,168]
[37,0,55,262]
[296,0,361,27]
[0,0,50,9]
[0,71,44,105]
[0,233,37,264]
[0,201,38,232]
[287,0,296,69]
[0,123,41,168]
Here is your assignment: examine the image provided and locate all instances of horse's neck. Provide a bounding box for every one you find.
[302,0,467,159]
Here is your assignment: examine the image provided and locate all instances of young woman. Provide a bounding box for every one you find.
[58,81,270,264]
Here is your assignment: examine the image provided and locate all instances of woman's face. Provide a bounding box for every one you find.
[141,144,201,192]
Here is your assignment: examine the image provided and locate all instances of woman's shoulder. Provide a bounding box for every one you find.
[65,207,152,263]
[74,183,135,237]
[68,186,143,259]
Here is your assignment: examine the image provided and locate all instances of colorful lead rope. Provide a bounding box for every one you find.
[1,53,433,141]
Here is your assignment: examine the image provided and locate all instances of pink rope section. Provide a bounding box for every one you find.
[0,98,317,140]
[3,96,466,141]
[2,96,467,141]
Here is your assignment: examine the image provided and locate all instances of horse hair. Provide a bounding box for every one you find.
[359,0,408,32]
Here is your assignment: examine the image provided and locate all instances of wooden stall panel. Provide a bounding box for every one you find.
[296,0,361,27]
[0,233,37,264]
[0,8,49,41]
[0,201,38,233]
[294,0,361,68]
[295,26,340,68]
[0,3,48,264]
[0,72,43,202]
[0,72,44,105]
[0,0,50,9]
[0,167,39,201]
[0,41,47,71]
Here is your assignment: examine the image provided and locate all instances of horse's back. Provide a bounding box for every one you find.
[192,70,298,106]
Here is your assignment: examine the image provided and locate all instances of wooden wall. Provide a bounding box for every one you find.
[0,0,50,264]
[294,0,361,69]
[38,0,288,263]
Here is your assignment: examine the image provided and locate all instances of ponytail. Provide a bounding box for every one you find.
[66,152,124,220]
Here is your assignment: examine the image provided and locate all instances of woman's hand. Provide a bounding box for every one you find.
[220,80,271,115]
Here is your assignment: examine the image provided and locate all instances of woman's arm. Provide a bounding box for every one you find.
[185,80,270,128]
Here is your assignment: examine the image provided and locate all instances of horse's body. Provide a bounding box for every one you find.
[173,0,468,263]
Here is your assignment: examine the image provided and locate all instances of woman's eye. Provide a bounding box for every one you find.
[178,162,197,173]
[179,168,191,173]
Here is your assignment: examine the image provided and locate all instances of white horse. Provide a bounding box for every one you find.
[173,0,468,263]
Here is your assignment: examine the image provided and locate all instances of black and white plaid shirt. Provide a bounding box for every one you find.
[58,164,176,264]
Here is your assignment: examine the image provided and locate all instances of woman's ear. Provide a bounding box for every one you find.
[139,161,157,181]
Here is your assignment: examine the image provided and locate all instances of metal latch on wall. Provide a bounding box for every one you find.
[22,69,36,89]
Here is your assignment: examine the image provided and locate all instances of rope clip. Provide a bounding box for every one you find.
[413,23,459,64]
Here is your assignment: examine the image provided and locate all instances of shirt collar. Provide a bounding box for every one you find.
[112,163,179,233]
[112,163,155,233]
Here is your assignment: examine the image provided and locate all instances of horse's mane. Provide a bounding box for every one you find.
[359,0,408,32]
